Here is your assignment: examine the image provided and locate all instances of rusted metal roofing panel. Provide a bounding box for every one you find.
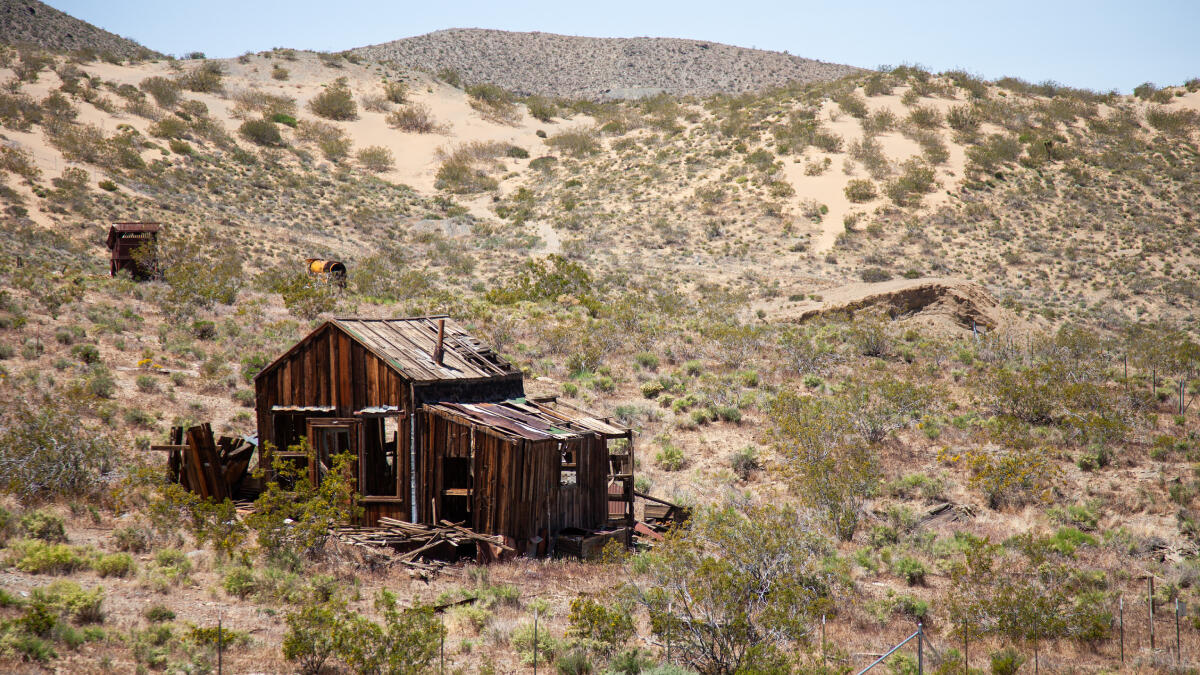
[423,397,630,442]
[106,222,159,249]
[333,316,519,383]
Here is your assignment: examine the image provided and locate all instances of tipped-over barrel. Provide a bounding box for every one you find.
[306,259,346,277]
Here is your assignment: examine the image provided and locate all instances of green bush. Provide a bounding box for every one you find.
[283,602,341,675]
[6,540,91,574]
[71,343,101,364]
[239,118,282,147]
[149,116,188,139]
[356,145,394,172]
[844,178,877,203]
[93,553,135,578]
[546,129,600,157]
[334,592,445,674]
[891,556,926,585]
[640,380,665,399]
[905,105,943,129]
[135,374,158,393]
[990,647,1025,675]
[33,580,104,623]
[140,76,181,107]
[655,443,685,471]
[729,446,760,480]
[222,566,258,599]
[512,620,560,667]
[383,81,407,104]
[178,62,223,93]
[884,159,936,206]
[20,511,66,542]
[308,79,357,120]
[143,604,175,622]
[860,267,892,283]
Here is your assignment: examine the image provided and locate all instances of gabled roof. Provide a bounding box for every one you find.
[333,317,518,383]
[106,222,159,249]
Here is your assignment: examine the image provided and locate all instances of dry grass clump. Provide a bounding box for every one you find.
[177,61,224,93]
[360,94,391,113]
[296,120,352,160]
[386,103,439,133]
[231,89,297,120]
[545,128,601,157]
[435,141,511,193]
[356,145,394,172]
[466,83,520,124]
[139,76,181,108]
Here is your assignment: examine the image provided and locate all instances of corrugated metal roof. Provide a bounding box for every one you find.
[332,316,520,383]
[424,397,630,442]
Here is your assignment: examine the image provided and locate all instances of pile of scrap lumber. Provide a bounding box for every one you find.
[155,424,256,500]
[334,518,515,577]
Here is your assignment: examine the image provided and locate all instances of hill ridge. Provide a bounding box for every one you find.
[0,0,160,59]
[353,27,862,98]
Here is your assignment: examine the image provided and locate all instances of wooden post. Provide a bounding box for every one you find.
[433,319,446,366]
[1176,598,1181,666]
[1150,577,1156,652]
[821,614,826,667]
[533,606,538,675]
[1120,595,1125,665]
[217,611,223,675]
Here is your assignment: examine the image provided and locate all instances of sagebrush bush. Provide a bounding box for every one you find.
[546,129,600,157]
[0,401,113,499]
[844,178,878,203]
[239,118,283,147]
[308,79,357,120]
[386,103,437,133]
[139,76,180,107]
[20,511,66,542]
[356,145,394,172]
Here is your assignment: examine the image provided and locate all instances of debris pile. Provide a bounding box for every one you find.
[156,424,256,500]
[334,518,515,577]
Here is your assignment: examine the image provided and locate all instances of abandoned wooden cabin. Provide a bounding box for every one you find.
[105,222,159,279]
[253,316,635,552]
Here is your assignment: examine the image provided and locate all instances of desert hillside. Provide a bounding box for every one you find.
[0,0,159,60]
[353,28,862,98]
[2,11,1200,674]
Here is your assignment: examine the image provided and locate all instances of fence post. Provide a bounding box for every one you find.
[1177,598,1181,666]
[963,618,968,675]
[1151,577,1156,652]
[533,607,538,675]
[821,614,826,667]
[440,614,445,673]
[1120,595,1125,665]
[217,610,223,675]
[917,623,923,675]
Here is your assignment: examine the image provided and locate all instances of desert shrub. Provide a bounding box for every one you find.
[860,267,892,283]
[567,596,634,652]
[546,129,601,157]
[32,580,104,624]
[386,103,437,132]
[891,556,926,585]
[0,144,41,181]
[836,91,869,118]
[356,145,394,172]
[525,95,557,122]
[177,62,223,93]
[946,104,980,132]
[906,105,943,129]
[20,511,66,542]
[729,446,761,480]
[239,118,283,146]
[154,229,244,317]
[966,133,1022,172]
[112,525,149,553]
[849,136,891,179]
[383,81,407,104]
[308,78,357,120]
[884,159,937,206]
[0,401,113,500]
[148,116,188,139]
[655,443,685,471]
[0,92,43,131]
[296,120,351,160]
[334,591,444,674]
[941,445,1060,509]
[246,451,360,563]
[1146,106,1199,135]
[140,76,181,107]
[92,553,135,578]
[466,83,519,123]
[271,64,289,80]
[638,503,834,674]
[6,540,91,574]
[485,254,593,304]
[135,374,159,394]
[269,271,339,320]
[143,605,175,622]
[222,566,258,599]
[512,620,561,667]
[844,178,878,202]
[283,601,341,675]
[360,94,391,113]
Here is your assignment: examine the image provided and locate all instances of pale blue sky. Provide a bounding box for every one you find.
[50,0,1199,93]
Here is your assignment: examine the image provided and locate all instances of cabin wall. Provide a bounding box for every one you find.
[553,435,608,533]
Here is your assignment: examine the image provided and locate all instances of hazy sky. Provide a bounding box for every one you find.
[49,0,1199,93]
